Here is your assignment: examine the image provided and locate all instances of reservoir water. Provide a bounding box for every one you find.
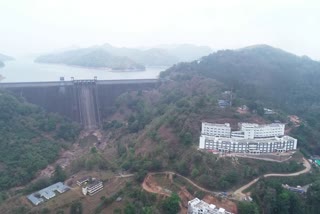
[0,57,167,82]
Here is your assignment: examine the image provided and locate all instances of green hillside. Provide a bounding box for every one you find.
[0,91,80,191]
[162,44,320,114]
[160,45,320,155]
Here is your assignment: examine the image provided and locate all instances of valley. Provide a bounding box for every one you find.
[1,45,320,214]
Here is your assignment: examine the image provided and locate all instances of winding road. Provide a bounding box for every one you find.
[233,158,311,198]
[142,171,218,196]
[141,158,312,201]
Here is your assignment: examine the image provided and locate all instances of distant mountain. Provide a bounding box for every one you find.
[0,53,14,68]
[0,53,14,62]
[154,44,212,62]
[35,44,213,69]
[35,48,145,71]
[100,44,179,66]
[162,44,320,114]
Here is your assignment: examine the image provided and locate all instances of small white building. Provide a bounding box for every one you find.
[82,180,103,196]
[77,176,90,186]
[188,198,233,214]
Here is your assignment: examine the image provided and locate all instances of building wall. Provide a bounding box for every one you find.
[3,81,157,124]
[201,122,231,137]
[200,135,297,153]
[240,123,285,139]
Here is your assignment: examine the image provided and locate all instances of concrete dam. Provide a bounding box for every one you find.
[0,79,158,130]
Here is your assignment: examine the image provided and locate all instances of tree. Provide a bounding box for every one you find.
[307,180,320,214]
[124,203,135,214]
[161,193,180,214]
[180,132,192,145]
[52,165,66,183]
[238,201,259,214]
[70,201,82,214]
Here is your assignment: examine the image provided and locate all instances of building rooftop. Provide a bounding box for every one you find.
[87,180,102,188]
[27,194,44,206]
[203,122,230,127]
[27,182,70,206]
[77,176,91,183]
[188,198,233,214]
[240,123,284,128]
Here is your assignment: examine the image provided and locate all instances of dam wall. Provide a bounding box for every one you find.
[1,79,158,129]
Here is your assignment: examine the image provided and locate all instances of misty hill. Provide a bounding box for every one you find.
[155,43,212,62]
[35,44,213,69]
[162,44,320,114]
[0,53,14,68]
[100,43,179,66]
[35,48,146,70]
[0,53,14,62]
[101,43,212,65]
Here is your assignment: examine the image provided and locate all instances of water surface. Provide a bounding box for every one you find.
[0,57,167,82]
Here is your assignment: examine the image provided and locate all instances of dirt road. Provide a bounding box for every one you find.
[143,171,217,195]
[233,158,311,199]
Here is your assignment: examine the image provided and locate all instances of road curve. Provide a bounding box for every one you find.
[142,171,217,195]
[233,158,311,197]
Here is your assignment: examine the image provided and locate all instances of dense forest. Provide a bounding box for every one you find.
[0,91,80,191]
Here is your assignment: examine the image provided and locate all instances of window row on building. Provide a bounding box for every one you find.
[201,122,286,140]
[199,135,297,153]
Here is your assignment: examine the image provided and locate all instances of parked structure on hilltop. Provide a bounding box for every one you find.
[188,198,234,214]
[199,122,297,154]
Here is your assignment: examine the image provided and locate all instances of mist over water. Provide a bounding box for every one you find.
[0,57,166,82]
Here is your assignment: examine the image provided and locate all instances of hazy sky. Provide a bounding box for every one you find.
[1,0,320,59]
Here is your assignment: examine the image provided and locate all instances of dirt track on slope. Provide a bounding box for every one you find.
[233,158,311,199]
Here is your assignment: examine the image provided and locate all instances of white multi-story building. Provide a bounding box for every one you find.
[199,135,297,153]
[188,198,234,214]
[199,122,297,153]
[238,123,285,139]
[82,180,103,196]
[201,122,231,137]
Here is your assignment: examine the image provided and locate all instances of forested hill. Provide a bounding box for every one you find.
[161,44,320,115]
[0,53,14,68]
[0,53,14,62]
[0,91,80,191]
[35,48,146,70]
